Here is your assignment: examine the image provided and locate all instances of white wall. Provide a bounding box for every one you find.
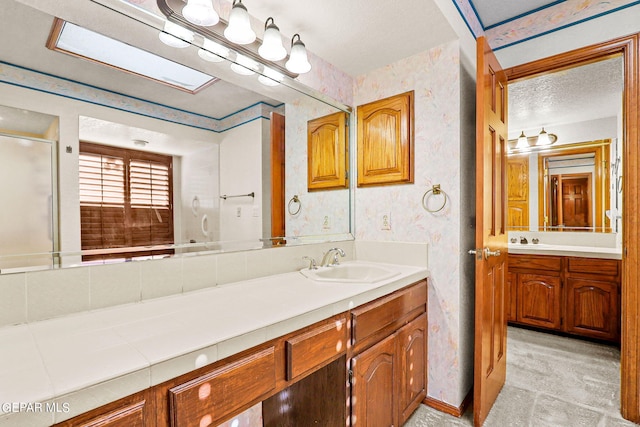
[180,146,220,244]
[219,119,265,243]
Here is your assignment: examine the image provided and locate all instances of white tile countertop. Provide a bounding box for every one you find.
[0,261,428,426]
[508,243,622,260]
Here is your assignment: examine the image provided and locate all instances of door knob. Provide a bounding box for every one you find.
[483,247,501,258]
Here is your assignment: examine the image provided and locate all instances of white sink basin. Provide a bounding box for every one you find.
[300,262,400,283]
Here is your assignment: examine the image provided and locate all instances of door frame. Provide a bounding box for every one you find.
[503,33,639,421]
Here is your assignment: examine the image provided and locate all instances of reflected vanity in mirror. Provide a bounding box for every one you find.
[507,54,623,237]
[0,0,352,272]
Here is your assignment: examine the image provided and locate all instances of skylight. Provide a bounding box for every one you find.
[47,19,217,94]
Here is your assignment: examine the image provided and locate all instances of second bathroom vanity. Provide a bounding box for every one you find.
[507,244,621,342]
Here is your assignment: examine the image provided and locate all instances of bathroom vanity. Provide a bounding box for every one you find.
[54,279,427,427]
[0,261,428,427]
[507,251,621,342]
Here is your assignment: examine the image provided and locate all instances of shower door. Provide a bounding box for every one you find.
[0,134,56,272]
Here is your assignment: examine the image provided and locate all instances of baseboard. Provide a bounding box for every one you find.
[423,388,473,418]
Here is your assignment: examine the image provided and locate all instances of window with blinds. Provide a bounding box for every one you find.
[79,142,174,259]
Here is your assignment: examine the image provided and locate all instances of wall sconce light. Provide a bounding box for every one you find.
[159,21,194,48]
[230,54,259,75]
[258,18,287,61]
[516,131,529,150]
[182,0,219,26]
[508,128,558,153]
[258,66,285,86]
[224,0,256,45]
[198,38,230,62]
[285,34,311,74]
[537,127,552,146]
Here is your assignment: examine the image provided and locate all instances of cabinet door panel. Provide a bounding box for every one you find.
[566,278,619,341]
[351,334,397,427]
[397,313,427,425]
[517,273,562,329]
[507,272,517,322]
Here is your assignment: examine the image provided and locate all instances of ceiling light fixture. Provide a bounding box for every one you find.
[258,17,287,61]
[182,0,219,26]
[198,38,230,63]
[224,0,256,45]
[159,21,194,48]
[285,34,311,74]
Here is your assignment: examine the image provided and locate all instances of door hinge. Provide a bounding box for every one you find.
[348,369,353,385]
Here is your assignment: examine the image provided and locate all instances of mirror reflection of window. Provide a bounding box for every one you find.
[79,141,174,262]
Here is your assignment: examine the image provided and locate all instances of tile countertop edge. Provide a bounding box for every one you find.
[0,264,429,427]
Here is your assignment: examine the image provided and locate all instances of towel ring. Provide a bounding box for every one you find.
[422,184,447,213]
[288,195,301,215]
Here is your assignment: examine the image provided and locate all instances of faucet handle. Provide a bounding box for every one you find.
[302,256,317,270]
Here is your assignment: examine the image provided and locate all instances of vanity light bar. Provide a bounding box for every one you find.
[46,18,219,94]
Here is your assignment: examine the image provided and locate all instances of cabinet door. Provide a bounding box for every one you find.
[397,313,427,425]
[357,91,414,187]
[506,272,517,322]
[566,278,619,341]
[307,111,348,191]
[351,333,397,427]
[517,273,562,329]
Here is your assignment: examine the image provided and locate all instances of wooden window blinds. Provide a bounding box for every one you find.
[79,142,174,259]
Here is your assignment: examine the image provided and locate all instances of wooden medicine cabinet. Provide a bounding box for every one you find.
[357,91,414,187]
[307,111,349,191]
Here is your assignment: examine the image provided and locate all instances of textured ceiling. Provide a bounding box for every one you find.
[509,56,624,134]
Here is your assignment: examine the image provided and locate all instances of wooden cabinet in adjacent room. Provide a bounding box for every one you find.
[508,254,621,342]
[516,273,562,330]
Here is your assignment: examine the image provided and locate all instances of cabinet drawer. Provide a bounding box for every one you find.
[567,258,619,277]
[286,316,347,380]
[169,347,276,427]
[508,255,561,272]
[351,280,427,345]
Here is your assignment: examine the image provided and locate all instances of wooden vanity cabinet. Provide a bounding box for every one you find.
[350,280,428,427]
[54,281,428,427]
[508,254,620,342]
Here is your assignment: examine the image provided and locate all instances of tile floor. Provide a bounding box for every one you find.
[406,326,640,426]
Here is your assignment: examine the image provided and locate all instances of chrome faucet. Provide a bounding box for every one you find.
[321,247,346,267]
[302,256,318,270]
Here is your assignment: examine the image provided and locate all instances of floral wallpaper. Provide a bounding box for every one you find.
[0,62,281,132]
[354,40,472,406]
[284,96,350,238]
[486,0,640,49]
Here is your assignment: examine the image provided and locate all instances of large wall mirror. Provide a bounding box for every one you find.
[507,55,623,235]
[0,0,352,273]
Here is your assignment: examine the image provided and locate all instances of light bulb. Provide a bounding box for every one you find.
[231,54,259,75]
[516,131,528,149]
[258,18,287,61]
[159,21,194,48]
[258,67,284,86]
[537,127,551,146]
[182,0,219,26]
[224,0,256,45]
[198,39,230,62]
[285,34,311,74]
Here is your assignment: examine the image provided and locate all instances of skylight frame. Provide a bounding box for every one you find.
[46,18,218,94]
